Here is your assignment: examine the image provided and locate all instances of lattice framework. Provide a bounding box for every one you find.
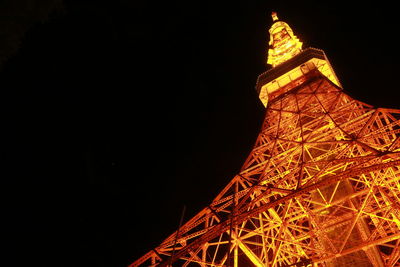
[131,72,400,266]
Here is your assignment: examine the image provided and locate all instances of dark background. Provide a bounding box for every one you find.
[3,1,400,266]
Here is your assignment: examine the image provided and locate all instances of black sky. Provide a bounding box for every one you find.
[4,1,400,267]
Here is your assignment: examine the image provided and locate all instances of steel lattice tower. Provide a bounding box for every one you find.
[131,13,400,267]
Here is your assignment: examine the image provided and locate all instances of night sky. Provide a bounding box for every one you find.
[4,1,400,267]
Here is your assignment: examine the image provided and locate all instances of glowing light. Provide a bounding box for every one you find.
[258,48,342,107]
[132,13,400,267]
[260,13,341,107]
[271,11,278,21]
[267,12,303,67]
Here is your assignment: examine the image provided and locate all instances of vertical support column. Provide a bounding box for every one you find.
[234,181,239,267]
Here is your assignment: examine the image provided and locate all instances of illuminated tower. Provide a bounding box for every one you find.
[130,12,400,266]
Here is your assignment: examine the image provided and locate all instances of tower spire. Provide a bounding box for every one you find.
[267,12,303,67]
[271,11,278,21]
[258,13,341,107]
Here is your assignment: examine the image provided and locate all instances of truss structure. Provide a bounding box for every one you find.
[130,13,400,267]
[131,70,400,266]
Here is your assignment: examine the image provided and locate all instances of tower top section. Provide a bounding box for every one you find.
[257,13,341,107]
[267,12,303,67]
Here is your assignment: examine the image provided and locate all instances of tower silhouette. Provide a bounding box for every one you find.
[131,13,400,267]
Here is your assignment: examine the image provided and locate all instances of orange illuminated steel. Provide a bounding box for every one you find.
[130,13,400,266]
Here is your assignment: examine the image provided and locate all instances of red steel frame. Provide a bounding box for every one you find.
[130,15,400,267]
[131,71,400,266]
